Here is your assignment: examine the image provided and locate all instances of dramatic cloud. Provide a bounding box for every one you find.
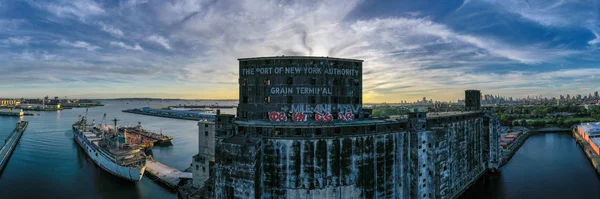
[98,22,124,37]
[27,0,104,19]
[58,40,100,51]
[0,0,598,101]
[146,35,171,50]
[109,41,143,51]
[0,37,31,46]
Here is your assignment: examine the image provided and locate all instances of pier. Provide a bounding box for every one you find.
[123,107,216,121]
[0,121,29,174]
[168,105,236,109]
[145,157,192,189]
[0,110,36,117]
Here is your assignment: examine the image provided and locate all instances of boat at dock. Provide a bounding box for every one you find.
[72,116,147,181]
[121,122,173,146]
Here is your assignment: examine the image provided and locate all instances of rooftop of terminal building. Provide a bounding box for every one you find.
[579,122,600,136]
[235,117,405,127]
[426,111,483,118]
[238,56,363,62]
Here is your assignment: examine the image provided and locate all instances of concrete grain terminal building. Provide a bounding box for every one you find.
[576,122,600,155]
[187,56,500,199]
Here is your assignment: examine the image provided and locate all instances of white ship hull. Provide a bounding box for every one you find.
[74,132,146,181]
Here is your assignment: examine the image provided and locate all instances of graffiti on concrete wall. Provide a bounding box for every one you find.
[269,104,360,122]
[269,111,287,122]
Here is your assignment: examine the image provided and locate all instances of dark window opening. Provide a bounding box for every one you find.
[287,96,293,104]
[264,78,271,86]
[264,96,270,104]
[354,97,359,104]
[295,128,301,136]
[241,78,247,86]
[256,128,263,135]
[332,96,338,104]
[287,77,293,85]
[310,78,316,85]
[309,96,316,104]
[205,131,208,136]
[242,96,248,104]
[315,128,322,135]
[275,128,280,136]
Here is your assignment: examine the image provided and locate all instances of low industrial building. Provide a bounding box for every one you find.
[187,56,500,199]
[576,122,600,155]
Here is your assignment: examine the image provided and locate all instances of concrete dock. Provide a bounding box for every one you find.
[145,157,192,189]
[572,129,600,176]
[0,121,29,173]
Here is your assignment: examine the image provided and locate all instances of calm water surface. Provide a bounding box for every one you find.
[462,133,600,199]
[0,100,236,199]
[3,105,599,199]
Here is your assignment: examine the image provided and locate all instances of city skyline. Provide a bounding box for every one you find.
[1,0,600,102]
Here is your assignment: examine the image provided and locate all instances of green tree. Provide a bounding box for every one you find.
[513,120,520,126]
[520,119,527,126]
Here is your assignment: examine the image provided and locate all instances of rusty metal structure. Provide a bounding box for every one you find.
[188,56,501,199]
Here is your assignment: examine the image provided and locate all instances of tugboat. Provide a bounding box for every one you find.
[122,122,173,146]
[73,115,146,181]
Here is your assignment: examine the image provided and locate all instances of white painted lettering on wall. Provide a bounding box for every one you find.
[242,67,359,76]
[270,87,332,95]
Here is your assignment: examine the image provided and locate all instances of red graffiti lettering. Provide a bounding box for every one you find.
[316,113,324,121]
[324,112,333,121]
[269,111,287,122]
[338,112,355,121]
[345,112,354,121]
[316,112,333,121]
[338,112,345,121]
[292,112,307,121]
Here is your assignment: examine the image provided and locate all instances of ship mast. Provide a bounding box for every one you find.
[102,113,107,128]
[113,118,120,148]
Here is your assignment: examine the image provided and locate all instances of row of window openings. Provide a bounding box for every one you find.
[241,78,359,86]
[242,96,360,104]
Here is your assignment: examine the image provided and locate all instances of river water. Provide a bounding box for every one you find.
[462,133,600,199]
[0,100,236,199]
[3,104,599,199]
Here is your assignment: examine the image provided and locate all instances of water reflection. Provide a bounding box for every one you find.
[461,133,600,199]
[0,100,237,198]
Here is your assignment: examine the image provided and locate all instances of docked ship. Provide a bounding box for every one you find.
[121,122,173,146]
[73,116,147,181]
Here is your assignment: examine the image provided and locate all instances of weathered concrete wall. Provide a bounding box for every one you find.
[261,132,410,198]
[207,112,500,199]
[486,115,500,170]
[214,136,261,199]
[193,121,216,188]
[414,113,495,199]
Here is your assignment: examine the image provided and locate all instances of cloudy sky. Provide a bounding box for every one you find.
[0,0,599,102]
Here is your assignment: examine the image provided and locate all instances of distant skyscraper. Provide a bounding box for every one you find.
[595,91,599,99]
